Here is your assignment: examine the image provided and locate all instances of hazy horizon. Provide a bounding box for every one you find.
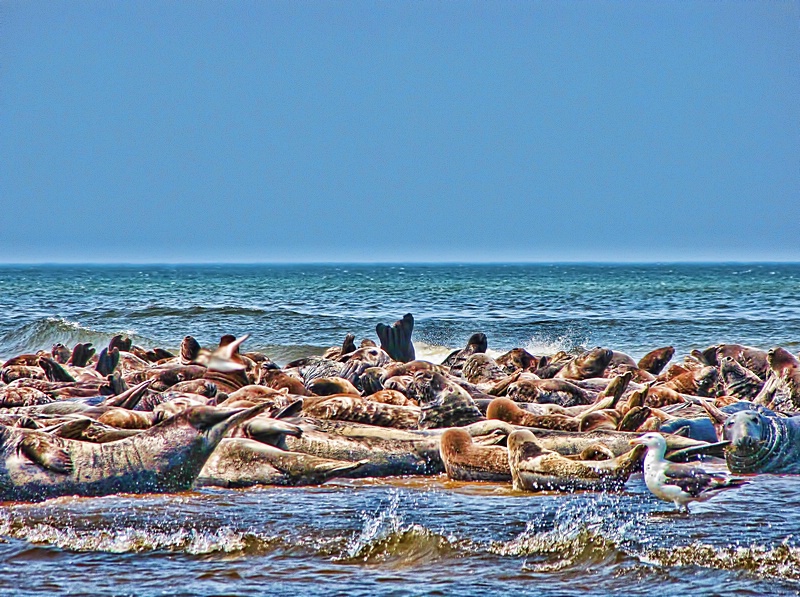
[1,259,799,267]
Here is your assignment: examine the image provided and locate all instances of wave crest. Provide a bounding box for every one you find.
[0,318,154,360]
[643,540,800,581]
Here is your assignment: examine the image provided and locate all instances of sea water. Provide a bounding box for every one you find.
[0,263,799,596]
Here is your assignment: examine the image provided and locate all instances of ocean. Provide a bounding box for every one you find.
[1,263,799,596]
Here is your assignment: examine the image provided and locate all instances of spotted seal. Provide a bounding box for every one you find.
[196,438,368,487]
[507,429,645,492]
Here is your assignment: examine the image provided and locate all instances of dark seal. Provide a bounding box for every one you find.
[724,410,800,474]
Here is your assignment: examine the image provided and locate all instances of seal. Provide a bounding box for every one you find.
[409,371,485,429]
[439,428,511,482]
[0,403,269,502]
[507,429,645,492]
[462,354,508,386]
[502,377,592,407]
[442,333,488,378]
[724,409,800,474]
[495,348,537,374]
[302,395,420,429]
[663,366,719,397]
[486,398,580,431]
[555,348,614,381]
[196,438,368,487]
[637,346,675,375]
[720,356,763,401]
[306,377,360,396]
[756,347,800,411]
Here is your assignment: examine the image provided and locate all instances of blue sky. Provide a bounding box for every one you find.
[1,1,798,263]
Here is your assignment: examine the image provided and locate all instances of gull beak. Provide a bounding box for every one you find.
[629,437,644,446]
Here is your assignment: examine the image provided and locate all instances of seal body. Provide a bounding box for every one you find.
[724,410,800,474]
[0,404,267,502]
[439,428,511,482]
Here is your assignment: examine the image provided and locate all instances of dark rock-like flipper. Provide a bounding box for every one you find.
[69,343,96,368]
[38,356,76,383]
[274,399,304,419]
[17,434,73,474]
[108,372,128,396]
[616,406,651,432]
[109,334,133,353]
[95,347,120,377]
[340,333,357,357]
[376,313,415,363]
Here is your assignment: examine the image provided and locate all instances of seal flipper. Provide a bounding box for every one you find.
[108,372,128,396]
[69,343,96,368]
[273,399,304,419]
[108,334,132,353]
[44,418,92,440]
[667,440,731,463]
[340,333,357,357]
[95,347,120,377]
[38,356,76,383]
[617,406,651,432]
[376,313,415,363]
[17,435,73,474]
[101,379,153,410]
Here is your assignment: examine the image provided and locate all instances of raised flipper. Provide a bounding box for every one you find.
[273,399,304,419]
[340,333,357,357]
[69,343,95,367]
[617,406,651,432]
[376,313,415,363]
[17,434,73,474]
[38,356,76,382]
[107,372,128,396]
[108,334,132,353]
[100,379,153,409]
[95,347,120,377]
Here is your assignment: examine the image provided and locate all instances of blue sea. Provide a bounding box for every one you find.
[1,263,799,596]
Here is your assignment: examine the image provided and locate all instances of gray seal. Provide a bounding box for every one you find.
[0,403,268,502]
[724,410,800,474]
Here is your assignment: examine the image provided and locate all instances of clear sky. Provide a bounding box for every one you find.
[1,1,798,263]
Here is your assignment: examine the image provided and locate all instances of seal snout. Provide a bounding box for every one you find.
[732,434,764,454]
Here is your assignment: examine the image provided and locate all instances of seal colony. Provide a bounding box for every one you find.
[0,313,794,509]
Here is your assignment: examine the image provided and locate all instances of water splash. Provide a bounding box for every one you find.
[338,490,466,566]
[641,538,800,581]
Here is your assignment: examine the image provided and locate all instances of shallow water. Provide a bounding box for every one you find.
[0,474,798,596]
[1,263,799,595]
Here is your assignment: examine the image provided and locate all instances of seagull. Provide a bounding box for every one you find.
[630,432,748,512]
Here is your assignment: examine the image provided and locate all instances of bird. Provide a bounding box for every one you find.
[630,432,748,512]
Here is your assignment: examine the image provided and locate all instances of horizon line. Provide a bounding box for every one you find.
[1,260,799,267]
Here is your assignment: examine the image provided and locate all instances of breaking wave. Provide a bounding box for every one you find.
[0,318,155,360]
